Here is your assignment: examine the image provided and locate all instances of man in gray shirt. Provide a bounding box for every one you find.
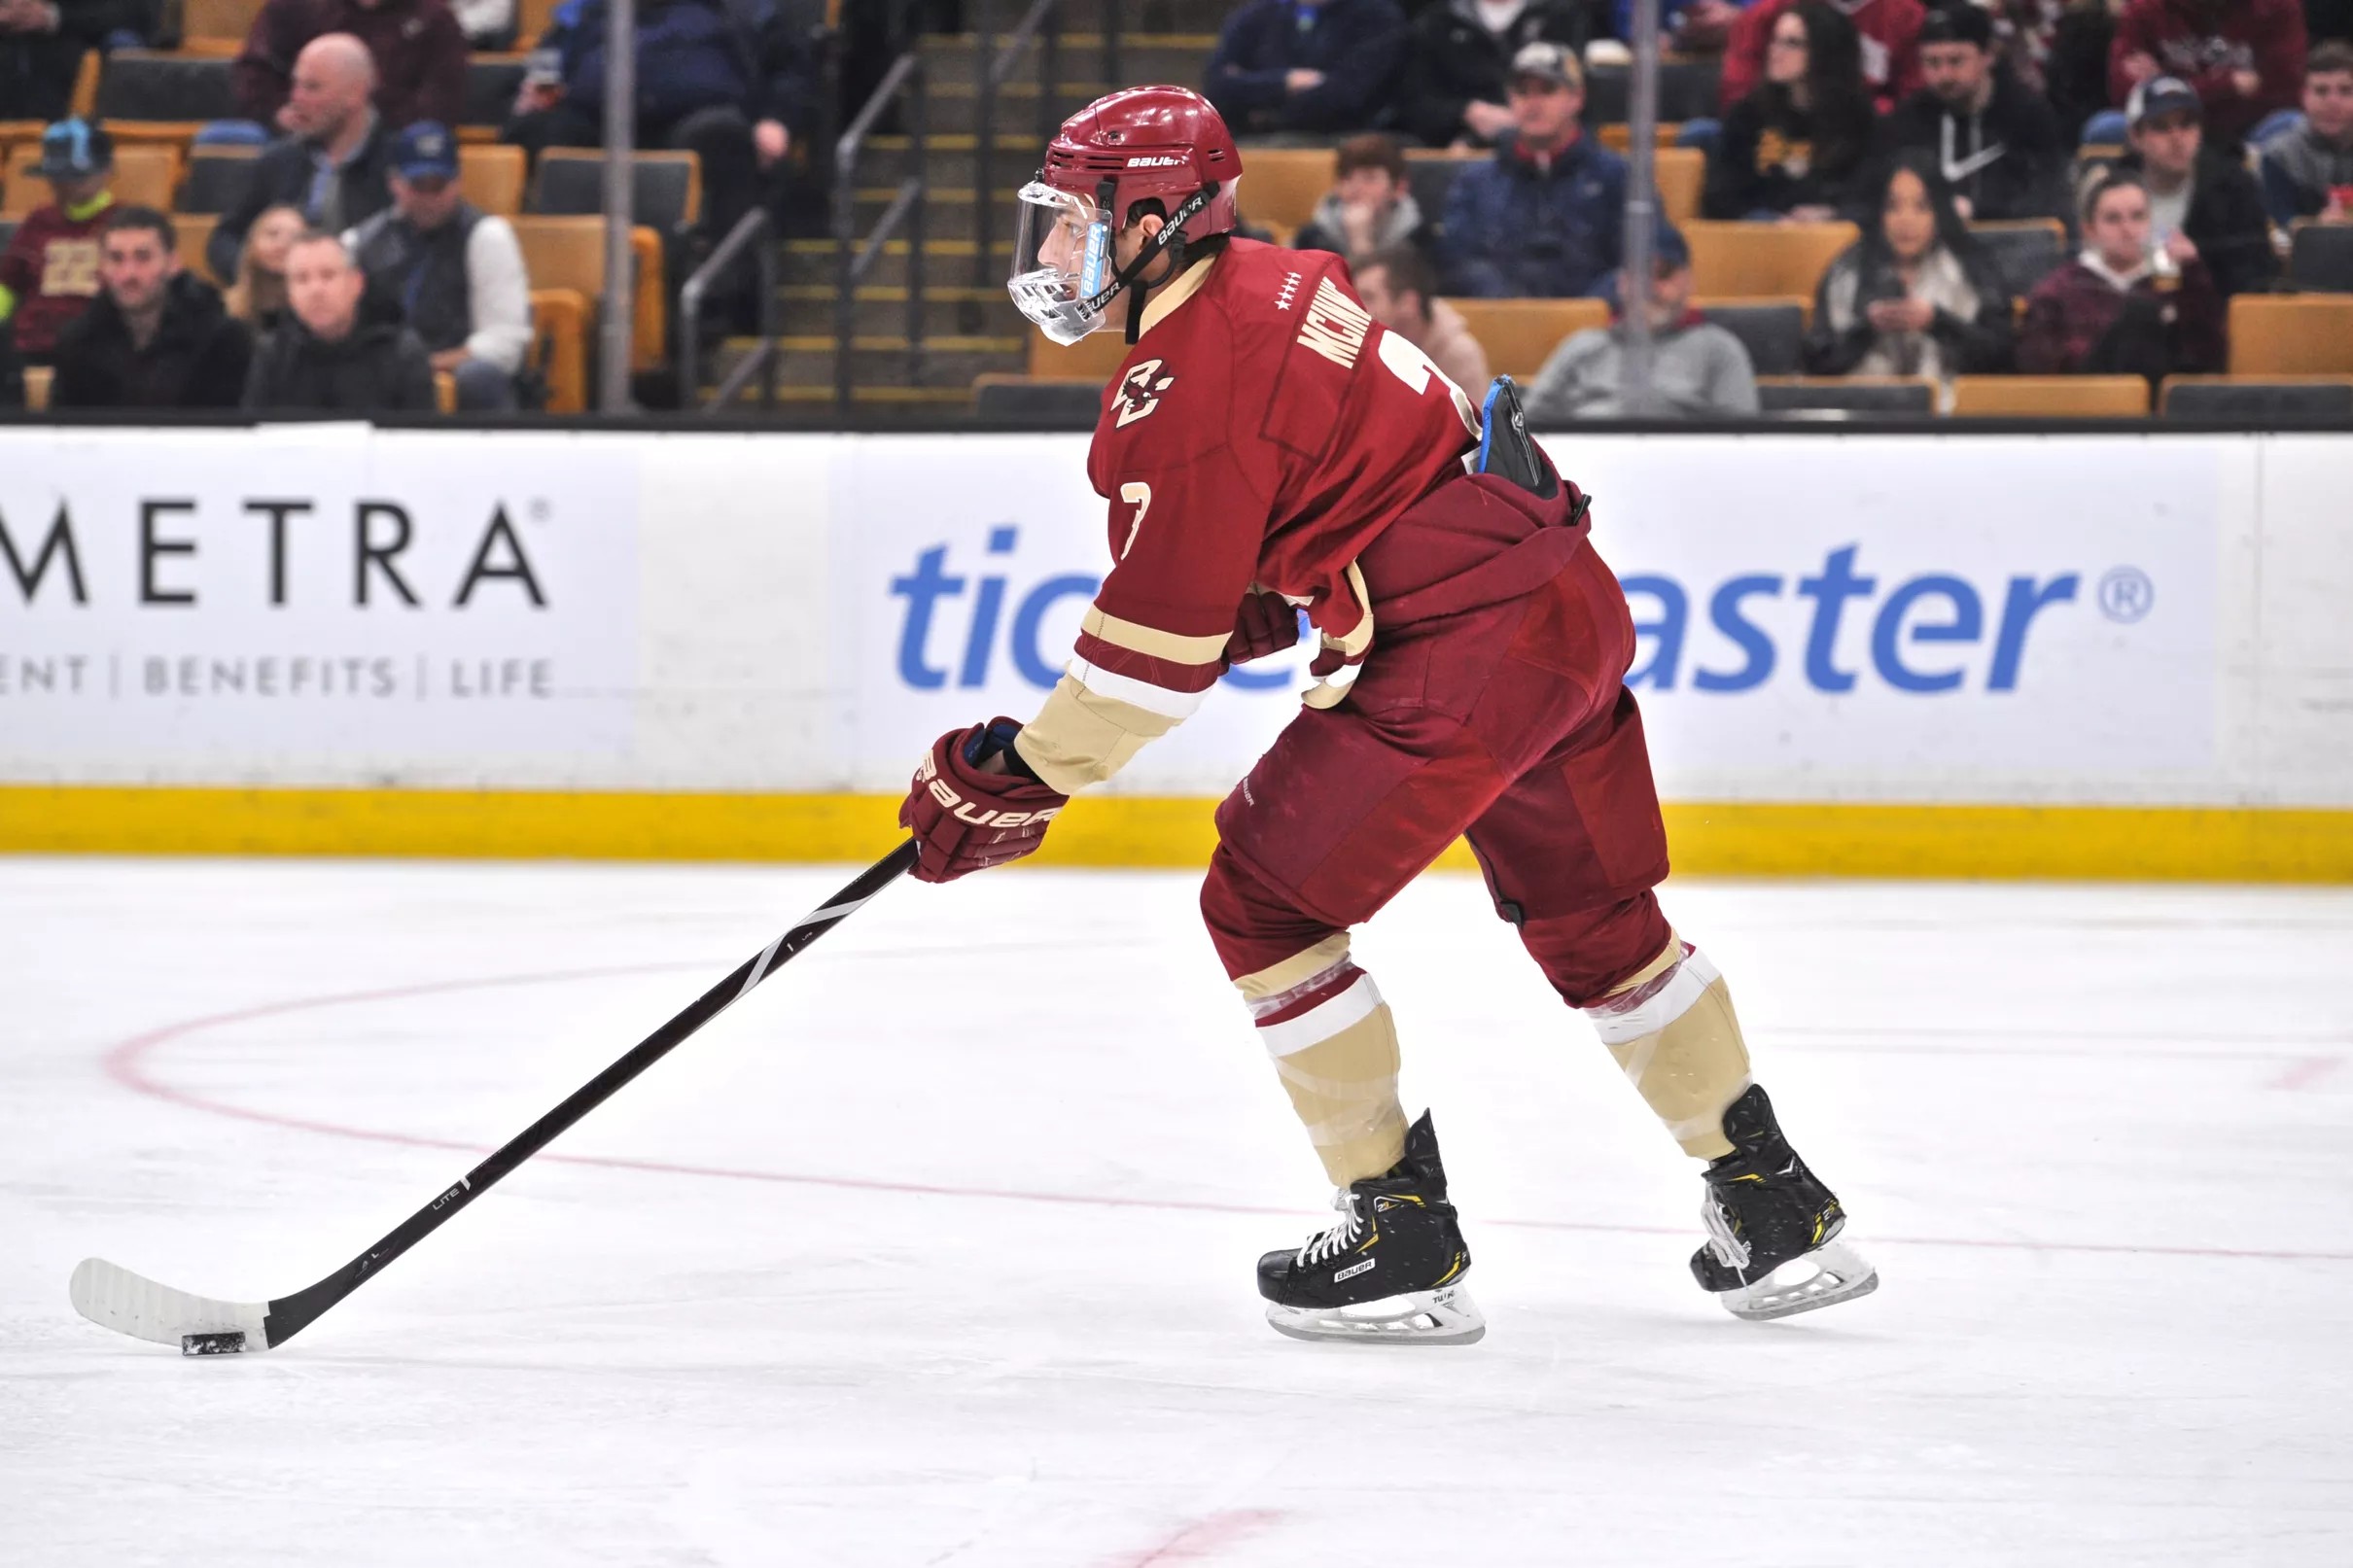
[1525,225,1759,422]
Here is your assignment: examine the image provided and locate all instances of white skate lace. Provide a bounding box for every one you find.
[1297,1191,1365,1266]
[1701,1196,1751,1271]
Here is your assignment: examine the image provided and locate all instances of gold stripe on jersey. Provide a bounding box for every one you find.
[1138,254,1216,336]
[1235,933,1354,1002]
[1080,606,1231,665]
[1012,671,1183,794]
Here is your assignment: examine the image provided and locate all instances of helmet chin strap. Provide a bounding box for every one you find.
[1073,181,1220,345]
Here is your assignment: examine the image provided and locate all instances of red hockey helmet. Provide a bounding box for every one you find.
[1010,86,1244,344]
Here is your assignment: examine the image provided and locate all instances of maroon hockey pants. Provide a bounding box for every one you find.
[1202,540,1672,1009]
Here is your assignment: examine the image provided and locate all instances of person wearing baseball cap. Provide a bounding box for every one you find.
[1438,40,1633,299]
[1526,224,1762,421]
[1395,0,1598,149]
[2094,74,2277,297]
[1879,3,2069,224]
[0,119,118,363]
[344,122,532,410]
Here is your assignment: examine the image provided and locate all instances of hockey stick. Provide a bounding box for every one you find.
[70,841,921,1356]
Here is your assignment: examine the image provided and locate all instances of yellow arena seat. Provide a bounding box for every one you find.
[23,363,52,410]
[1683,220,1858,301]
[459,145,527,218]
[1443,296,1610,380]
[1029,326,1133,384]
[1949,375,2150,417]
[2227,294,2353,376]
[509,216,666,370]
[1239,147,1337,235]
[530,288,589,413]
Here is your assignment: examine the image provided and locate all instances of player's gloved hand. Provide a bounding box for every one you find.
[1227,589,1301,665]
[898,718,1070,884]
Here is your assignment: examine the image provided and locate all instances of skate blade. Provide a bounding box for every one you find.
[1717,1239,1878,1322]
[1265,1284,1487,1346]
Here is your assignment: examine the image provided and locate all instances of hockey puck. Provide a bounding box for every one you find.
[182,1331,248,1356]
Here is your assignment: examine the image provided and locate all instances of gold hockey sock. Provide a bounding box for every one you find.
[1237,938,1407,1186]
[1583,938,1753,1161]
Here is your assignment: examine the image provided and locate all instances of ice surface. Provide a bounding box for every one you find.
[3,858,2348,1566]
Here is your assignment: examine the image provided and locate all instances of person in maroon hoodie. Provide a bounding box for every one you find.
[0,118,114,365]
[1720,0,1927,115]
[2110,0,2309,150]
[234,0,468,131]
[2018,169,2224,381]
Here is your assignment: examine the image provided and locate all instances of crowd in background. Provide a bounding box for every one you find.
[1207,0,2353,415]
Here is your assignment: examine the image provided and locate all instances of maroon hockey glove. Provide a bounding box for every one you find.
[1227,589,1301,665]
[898,718,1070,884]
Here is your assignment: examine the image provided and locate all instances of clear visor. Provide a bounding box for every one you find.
[1008,181,1119,345]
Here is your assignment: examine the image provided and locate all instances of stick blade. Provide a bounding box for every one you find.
[70,1258,272,1355]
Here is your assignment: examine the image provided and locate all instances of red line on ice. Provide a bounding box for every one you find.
[98,966,2353,1266]
[1098,1509,1285,1567]
[2269,1056,2342,1092]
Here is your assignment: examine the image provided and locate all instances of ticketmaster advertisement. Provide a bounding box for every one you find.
[834,433,2231,803]
[0,428,640,773]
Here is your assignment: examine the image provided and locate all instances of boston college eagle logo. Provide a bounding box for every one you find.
[1115,359,1176,427]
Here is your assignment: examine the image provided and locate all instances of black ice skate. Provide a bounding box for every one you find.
[1691,1084,1878,1321]
[1257,1111,1485,1346]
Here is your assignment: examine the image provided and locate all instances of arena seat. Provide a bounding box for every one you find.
[530,288,589,413]
[1754,375,1935,415]
[1028,325,1130,383]
[2228,294,2353,375]
[1971,218,2068,299]
[1583,57,1720,124]
[509,215,666,369]
[463,54,529,145]
[1683,220,1857,302]
[2159,375,2353,420]
[2288,224,2353,294]
[528,148,701,232]
[1950,374,2150,417]
[93,52,238,143]
[1697,296,1807,375]
[434,368,456,413]
[1654,146,1703,227]
[1444,296,1610,379]
[972,374,1105,426]
[179,145,259,214]
[173,212,219,280]
[1237,147,1335,235]
[183,0,265,48]
[1402,149,1479,233]
[23,363,52,410]
[459,144,527,217]
[4,142,177,215]
[0,122,42,155]
[518,0,561,47]
[1598,122,1685,152]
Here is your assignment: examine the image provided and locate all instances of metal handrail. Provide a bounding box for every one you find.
[972,0,1064,293]
[833,45,928,413]
[679,208,777,413]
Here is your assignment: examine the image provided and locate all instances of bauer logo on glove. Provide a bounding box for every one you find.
[899,719,1071,884]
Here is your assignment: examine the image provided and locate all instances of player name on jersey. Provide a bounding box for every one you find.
[1295,277,1374,373]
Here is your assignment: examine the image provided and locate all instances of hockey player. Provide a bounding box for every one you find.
[897,86,1876,1344]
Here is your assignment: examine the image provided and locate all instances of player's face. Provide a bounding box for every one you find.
[2305,70,2353,139]
[98,229,176,314]
[1881,168,1937,263]
[2090,186,2152,269]
[2131,111,2201,178]
[1920,42,1987,107]
[1036,200,1097,276]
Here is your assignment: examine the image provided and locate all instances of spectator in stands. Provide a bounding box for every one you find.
[244,229,436,411]
[0,119,116,365]
[2106,0,2307,151]
[1805,152,2015,386]
[2046,0,2125,144]
[507,0,821,245]
[2018,169,2223,377]
[2262,41,2353,222]
[225,203,305,331]
[1203,0,1409,137]
[0,0,139,123]
[210,35,398,282]
[2096,75,2277,296]
[1627,1,1759,57]
[235,0,468,132]
[1721,0,1925,115]
[1440,42,1630,296]
[1881,3,2070,222]
[1704,2,1877,220]
[1352,244,1491,392]
[346,122,530,411]
[51,207,253,409]
[1294,135,1434,259]
[1398,0,1597,149]
[1527,224,1761,419]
